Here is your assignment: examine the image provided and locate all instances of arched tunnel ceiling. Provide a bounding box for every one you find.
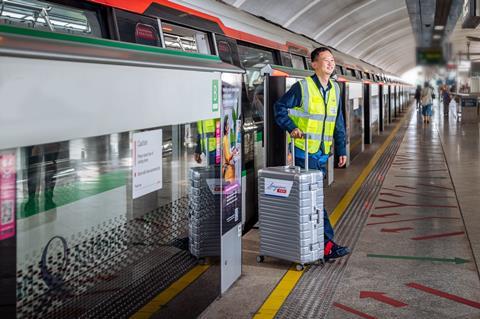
[223,0,416,75]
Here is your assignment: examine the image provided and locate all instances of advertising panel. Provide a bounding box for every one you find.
[0,151,16,241]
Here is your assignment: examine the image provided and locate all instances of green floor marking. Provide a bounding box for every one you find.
[367,254,469,264]
[18,170,128,219]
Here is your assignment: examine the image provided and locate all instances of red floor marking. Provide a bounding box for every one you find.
[418,183,453,191]
[375,199,457,209]
[382,187,454,199]
[360,291,408,307]
[395,185,417,189]
[406,283,480,309]
[367,216,460,226]
[381,227,413,233]
[400,168,447,172]
[411,231,465,241]
[333,302,377,319]
[370,213,399,218]
[379,192,404,198]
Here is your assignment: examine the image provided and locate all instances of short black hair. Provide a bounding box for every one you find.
[311,47,332,62]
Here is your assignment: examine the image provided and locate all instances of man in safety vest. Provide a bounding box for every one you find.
[274,47,350,261]
[194,119,218,165]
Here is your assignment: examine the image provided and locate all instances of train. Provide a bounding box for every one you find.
[0,0,412,317]
[1,0,411,231]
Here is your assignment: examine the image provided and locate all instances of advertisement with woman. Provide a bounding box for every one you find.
[221,74,242,235]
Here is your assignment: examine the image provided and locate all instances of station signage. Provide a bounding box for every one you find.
[416,48,444,65]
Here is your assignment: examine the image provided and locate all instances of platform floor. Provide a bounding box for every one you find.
[199,102,480,319]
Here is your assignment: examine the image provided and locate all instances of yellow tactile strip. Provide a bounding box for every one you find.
[129,264,210,319]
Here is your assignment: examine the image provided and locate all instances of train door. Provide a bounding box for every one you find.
[399,86,403,112]
[261,64,314,166]
[398,86,401,113]
[236,43,278,232]
[364,82,380,144]
[393,86,398,118]
[335,79,349,167]
[345,81,364,164]
[389,85,395,122]
[379,84,384,132]
[383,84,390,128]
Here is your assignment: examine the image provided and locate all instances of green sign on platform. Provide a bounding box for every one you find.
[212,79,219,112]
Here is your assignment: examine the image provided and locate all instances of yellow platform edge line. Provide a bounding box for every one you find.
[129,264,210,319]
[253,265,304,319]
[253,108,411,319]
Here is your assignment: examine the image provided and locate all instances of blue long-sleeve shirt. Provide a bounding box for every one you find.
[274,74,347,165]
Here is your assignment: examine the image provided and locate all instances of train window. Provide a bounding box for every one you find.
[291,54,306,70]
[237,44,275,70]
[162,22,211,54]
[115,9,161,46]
[306,57,313,70]
[335,65,343,75]
[0,0,102,37]
[280,52,293,67]
[237,44,275,121]
[217,40,234,64]
[346,68,356,77]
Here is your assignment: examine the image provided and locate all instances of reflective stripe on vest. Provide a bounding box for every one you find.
[197,119,217,152]
[288,77,340,154]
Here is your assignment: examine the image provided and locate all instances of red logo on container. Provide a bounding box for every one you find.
[276,188,287,193]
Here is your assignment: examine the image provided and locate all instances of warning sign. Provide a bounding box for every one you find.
[132,129,163,199]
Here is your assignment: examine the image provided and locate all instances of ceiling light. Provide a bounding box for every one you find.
[434,25,445,31]
[433,34,441,40]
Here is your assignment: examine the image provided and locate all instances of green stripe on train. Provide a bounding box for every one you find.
[0,25,220,61]
[18,170,128,219]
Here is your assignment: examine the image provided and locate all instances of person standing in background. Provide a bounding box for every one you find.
[414,85,421,110]
[421,82,433,123]
[442,85,451,117]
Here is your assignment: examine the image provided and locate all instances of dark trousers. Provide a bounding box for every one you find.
[294,156,335,243]
[27,147,59,199]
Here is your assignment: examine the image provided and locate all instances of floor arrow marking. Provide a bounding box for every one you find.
[367,254,470,264]
[375,199,457,209]
[367,216,460,226]
[333,302,377,319]
[359,291,407,307]
[411,231,464,241]
[406,283,480,309]
[370,213,399,218]
[380,227,413,233]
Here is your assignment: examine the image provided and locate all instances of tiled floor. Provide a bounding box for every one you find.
[200,102,480,318]
[328,107,480,318]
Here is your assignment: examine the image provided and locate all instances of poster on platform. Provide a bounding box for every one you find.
[0,151,16,241]
[132,129,163,199]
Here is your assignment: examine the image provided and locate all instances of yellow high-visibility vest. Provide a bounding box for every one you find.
[197,119,217,152]
[288,77,340,154]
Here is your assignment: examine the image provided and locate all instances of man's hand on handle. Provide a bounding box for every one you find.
[290,128,304,139]
[338,155,347,167]
[291,128,347,167]
[194,153,202,164]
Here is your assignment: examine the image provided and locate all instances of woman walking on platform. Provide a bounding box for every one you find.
[421,82,433,123]
[415,85,421,110]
